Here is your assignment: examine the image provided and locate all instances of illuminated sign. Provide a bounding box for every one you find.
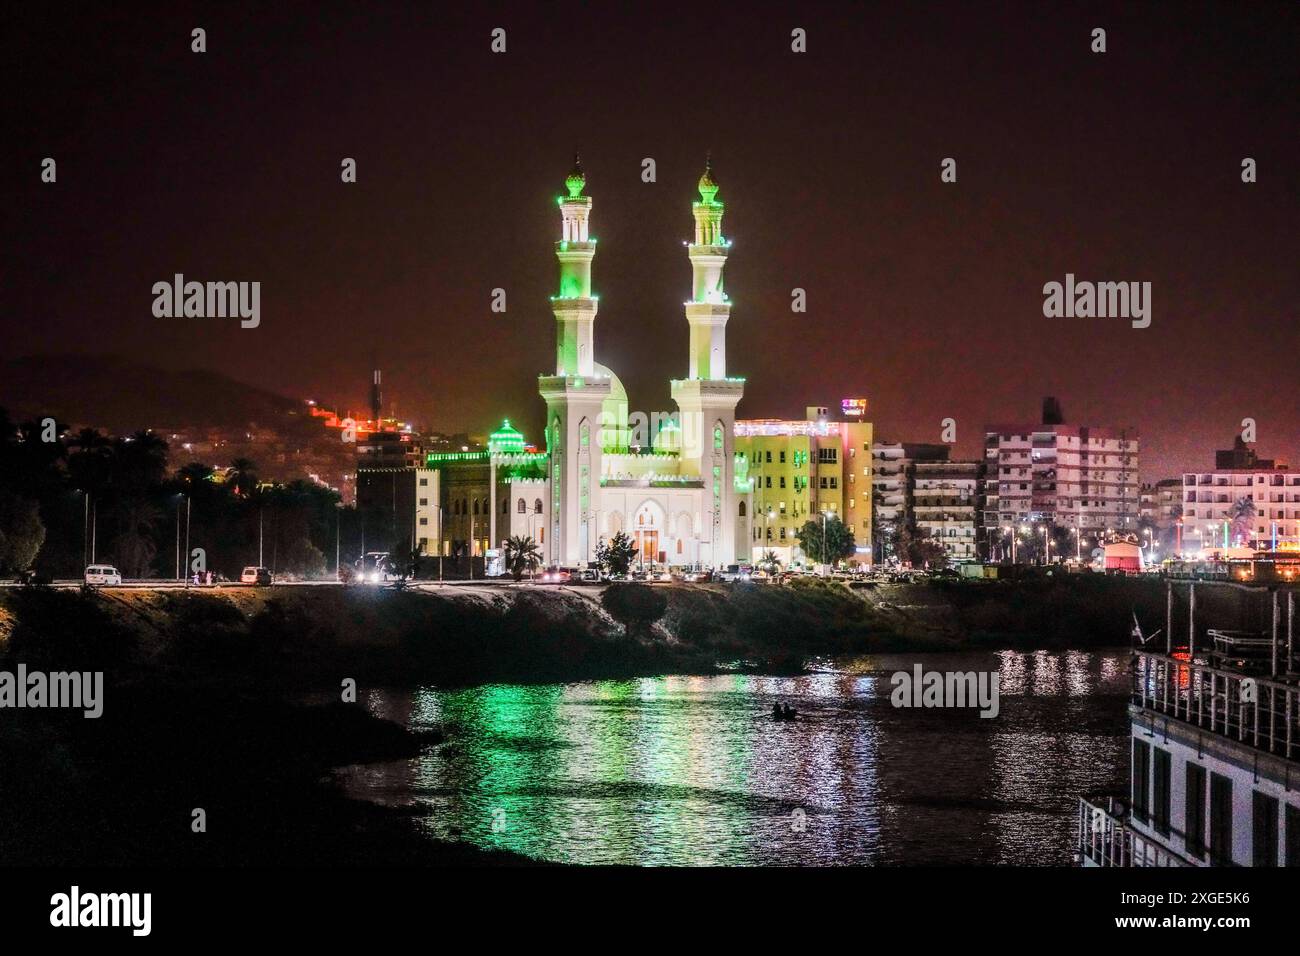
[841,398,867,418]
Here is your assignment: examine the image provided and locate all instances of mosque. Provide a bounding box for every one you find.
[406,157,755,569]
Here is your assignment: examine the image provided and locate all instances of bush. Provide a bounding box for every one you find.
[601,583,668,637]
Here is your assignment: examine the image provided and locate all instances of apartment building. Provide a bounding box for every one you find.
[984,396,1139,535]
[1181,440,1299,552]
[734,405,873,566]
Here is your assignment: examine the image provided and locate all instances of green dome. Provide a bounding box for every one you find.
[564,153,586,198]
[489,419,526,454]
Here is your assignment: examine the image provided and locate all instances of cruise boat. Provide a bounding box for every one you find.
[1079,580,1300,866]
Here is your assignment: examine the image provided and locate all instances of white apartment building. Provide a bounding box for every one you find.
[1181,467,1300,552]
[984,399,1139,535]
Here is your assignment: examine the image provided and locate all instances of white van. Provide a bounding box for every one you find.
[84,565,123,586]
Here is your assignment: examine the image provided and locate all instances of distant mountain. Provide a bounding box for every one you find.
[0,354,316,437]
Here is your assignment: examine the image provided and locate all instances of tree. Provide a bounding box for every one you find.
[0,492,46,573]
[111,497,160,577]
[601,583,667,637]
[226,457,258,497]
[504,535,542,581]
[283,538,327,578]
[1225,497,1257,547]
[890,523,949,569]
[595,531,638,575]
[796,515,856,565]
[758,549,780,573]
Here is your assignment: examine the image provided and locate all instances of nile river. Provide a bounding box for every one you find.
[335,649,1131,865]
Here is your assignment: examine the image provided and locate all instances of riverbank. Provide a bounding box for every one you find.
[0,574,1163,686]
[0,576,1156,865]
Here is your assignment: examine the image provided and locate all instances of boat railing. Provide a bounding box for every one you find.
[1133,650,1300,761]
[1077,796,1190,867]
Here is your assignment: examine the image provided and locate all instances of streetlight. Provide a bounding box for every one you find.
[173,493,186,579]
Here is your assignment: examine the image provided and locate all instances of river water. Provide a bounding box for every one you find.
[335,649,1131,865]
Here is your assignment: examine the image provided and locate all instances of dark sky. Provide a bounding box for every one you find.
[6,1,1298,479]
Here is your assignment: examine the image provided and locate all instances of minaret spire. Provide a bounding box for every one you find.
[553,154,597,376]
[685,155,730,378]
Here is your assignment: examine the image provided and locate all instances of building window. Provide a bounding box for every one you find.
[1152,748,1171,836]
[534,498,543,514]
[779,527,786,540]
[419,517,428,526]
[517,498,526,513]
[766,451,772,463]
[419,478,428,486]
[1253,792,1279,867]
[1132,739,1150,824]
[779,477,786,488]
[501,499,509,515]
[738,501,747,517]
[779,451,786,463]
[1209,773,1233,865]
[419,498,428,506]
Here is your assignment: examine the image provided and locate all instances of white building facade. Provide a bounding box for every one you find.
[537,157,752,569]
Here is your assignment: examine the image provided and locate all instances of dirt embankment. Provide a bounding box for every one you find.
[0,575,1162,687]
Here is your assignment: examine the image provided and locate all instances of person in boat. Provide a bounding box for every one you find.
[782,703,796,720]
[772,703,783,719]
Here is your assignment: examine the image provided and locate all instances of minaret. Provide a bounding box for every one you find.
[370,369,382,423]
[552,154,597,376]
[671,157,745,566]
[685,156,731,378]
[539,156,612,568]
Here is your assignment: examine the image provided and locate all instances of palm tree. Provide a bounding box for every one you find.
[504,535,543,581]
[758,549,780,573]
[1224,497,1257,547]
[226,457,258,497]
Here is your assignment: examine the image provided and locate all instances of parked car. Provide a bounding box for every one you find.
[240,566,273,586]
[539,567,570,584]
[84,564,122,586]
[575,568,603,584]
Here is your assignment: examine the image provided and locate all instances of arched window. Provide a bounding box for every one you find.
[534,498,543,514]
[501,498,509,515]
[460,498,468,516]
[738,501,747,517]
[517,498,527,513]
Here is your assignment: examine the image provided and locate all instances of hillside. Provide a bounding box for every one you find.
[0,354,315,436]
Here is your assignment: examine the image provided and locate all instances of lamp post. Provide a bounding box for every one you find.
[77,490,89,571]
[174,493,184,579]
[334,502,342,580]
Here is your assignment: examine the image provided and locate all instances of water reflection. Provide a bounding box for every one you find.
[336,649,1130,865]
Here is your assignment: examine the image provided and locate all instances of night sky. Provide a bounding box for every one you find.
[6,1,1298,479]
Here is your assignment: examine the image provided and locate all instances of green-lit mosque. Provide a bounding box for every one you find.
[360,157,755,569]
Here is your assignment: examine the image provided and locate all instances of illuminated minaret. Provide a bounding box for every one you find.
[539,155,613,567]
[672,157,745,565]
[552,154,597,376]
[684,156,731,378]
